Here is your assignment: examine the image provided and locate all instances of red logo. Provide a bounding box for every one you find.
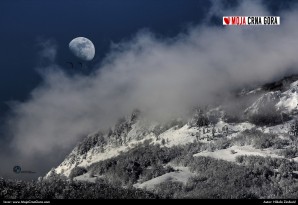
[224,17,230,25]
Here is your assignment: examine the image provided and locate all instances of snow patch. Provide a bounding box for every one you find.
[193,145,282,162]
[73,173,97,183]
[133,166,195,190]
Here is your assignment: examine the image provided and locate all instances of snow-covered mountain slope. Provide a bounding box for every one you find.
[46,78,298,181]
[245,91,281,115]
[276,81,298,113]
[46,116,159,177]
[47,118,259,178]
[245,80,298,115]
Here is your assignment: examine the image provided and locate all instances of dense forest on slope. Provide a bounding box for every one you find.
[2,140,297,199]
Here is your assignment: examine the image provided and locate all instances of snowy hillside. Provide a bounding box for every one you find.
[47,119,259,178]
[45,77,298,198]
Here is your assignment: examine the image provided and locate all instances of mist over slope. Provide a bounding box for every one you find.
[38,75,298,199]
[47,75,298,177]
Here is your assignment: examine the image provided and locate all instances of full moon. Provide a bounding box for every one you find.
[69,37,95,61]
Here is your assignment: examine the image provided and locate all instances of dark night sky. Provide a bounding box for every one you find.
[0,0,212,117]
